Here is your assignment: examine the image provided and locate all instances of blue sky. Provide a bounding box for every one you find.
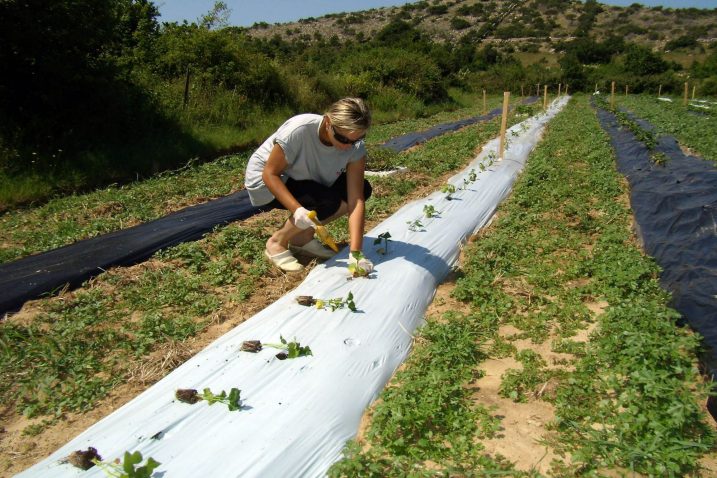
[156,0,716,27]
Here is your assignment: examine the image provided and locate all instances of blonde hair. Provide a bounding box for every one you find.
[326,97,371,133]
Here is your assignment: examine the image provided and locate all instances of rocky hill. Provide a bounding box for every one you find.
[246,0,717,54]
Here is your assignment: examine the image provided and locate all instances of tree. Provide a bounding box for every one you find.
[559,53,587,91]
[623,45,669,76]
[0,1,119,146]
[199,1,231,30]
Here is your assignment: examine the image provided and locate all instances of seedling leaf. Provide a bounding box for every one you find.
[264,337,313,359]
[92,450,160,478]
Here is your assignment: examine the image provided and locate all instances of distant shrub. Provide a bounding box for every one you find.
[700,77,717,96]
[341,47,448,103]
[617,23,648,36]
[450,17,471,30]
[665,34,699,51]
[457,4,483,16]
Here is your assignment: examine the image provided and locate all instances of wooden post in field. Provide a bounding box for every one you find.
[625,84,629,96]
[483,89,487,115]
[183,65,191,109]
[610,81,615,108]
[543,85,548,109]
[595,83,598,93]
[537,83,540,96]
[498,91,510,161]
[658,84,662,97]
[684,82,689,105]
[565,84,569,95]
[558,83,561,96]
[692,85,696,100]
[521,85,524,97]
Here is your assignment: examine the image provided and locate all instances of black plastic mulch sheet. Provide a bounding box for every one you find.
[594,104,717,383]
[0,101,539,315]
[0,191,261,314]
[380,96,539,152]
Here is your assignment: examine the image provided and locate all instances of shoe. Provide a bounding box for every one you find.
[289,238,336,260]
[264,249,304,272]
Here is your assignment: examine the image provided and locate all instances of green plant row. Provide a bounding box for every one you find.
[593,94,657,149]
[330,95,715,477]
[618,94,717,163]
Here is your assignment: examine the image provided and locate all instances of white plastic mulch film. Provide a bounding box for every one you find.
[18,96,569,478]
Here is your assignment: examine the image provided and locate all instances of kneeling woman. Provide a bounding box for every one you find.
[245,97,375,274]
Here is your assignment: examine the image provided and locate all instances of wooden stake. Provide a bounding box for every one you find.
[499,91,510,161]
[565,84,569,95]
[658,84,662,97]
[558,83,561,96]
[537,83,540,96]
[183,65,191,109]
[483,89,487,115]
[625,85,629,96]
[595,83,598,93]
[543,85,548,109]
[692,85,696,100]
[521,85,524,97]
[684,82,689,106]
[610,81,615,109]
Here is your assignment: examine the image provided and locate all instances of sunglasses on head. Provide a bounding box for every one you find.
[331,125,364,145]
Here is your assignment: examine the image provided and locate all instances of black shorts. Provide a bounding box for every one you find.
[264,172,372,221]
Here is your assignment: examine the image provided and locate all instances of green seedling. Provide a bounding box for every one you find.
[175,387,242,411]
[468,169,477,182]
[373,231,392,255]
[264,335,313,360]
[92,451,160,478]
[423,204,439,218]
[317,292,357,312]
[441,184,456,200]
[296,293,358,312]
[348,250,369,277]
[406,218,424,232]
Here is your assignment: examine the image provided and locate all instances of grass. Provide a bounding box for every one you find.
[329,95,716,476]
[0,154,249,264]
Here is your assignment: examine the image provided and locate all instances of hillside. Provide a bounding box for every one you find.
[246,0,717,55]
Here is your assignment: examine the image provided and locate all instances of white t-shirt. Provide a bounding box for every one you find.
[245,114,367,206]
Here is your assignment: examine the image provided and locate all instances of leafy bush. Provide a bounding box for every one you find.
[450,17,471,30]
[622,44,670,76]
[340,48,448,103]
[154,25,289,107]
[665,34,699,51]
